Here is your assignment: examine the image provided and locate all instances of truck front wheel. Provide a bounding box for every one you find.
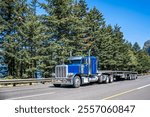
[73,76,81,88]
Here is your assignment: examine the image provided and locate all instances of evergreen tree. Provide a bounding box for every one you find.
[143,40,150,55]
[73,0,88,18]
[41,0,75,64]
[0,0,29,77]
[97,25,114,70]
[111,25,126,69]
[15,0,57,78]
[84,7,105,56]
[133,42,141,52]
[137,50,150,73]
[1,0,149,78]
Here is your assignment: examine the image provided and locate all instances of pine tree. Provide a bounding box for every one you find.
[84,7,105,55]
[137,50,150,73]
[68,0,89,56]
[143,40,150,55]
[41,0,75,64]
[0,0,29,77]
[97,25,114,70]
[73,0,88,19]
[1,0,149,77]
[111,25,127,70]
[133,42,141,52]
[41,0,90,63]
[14,0,57,78]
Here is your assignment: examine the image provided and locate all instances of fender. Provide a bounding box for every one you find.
[72,74,82,83]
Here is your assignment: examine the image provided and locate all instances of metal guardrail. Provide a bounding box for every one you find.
[0,74,149,87]
[0,78,52,86]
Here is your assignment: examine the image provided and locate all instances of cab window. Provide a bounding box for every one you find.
[82,58,88,64]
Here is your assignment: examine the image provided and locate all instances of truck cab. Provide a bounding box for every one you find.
[53,56,98,88]
[68,56,97,75]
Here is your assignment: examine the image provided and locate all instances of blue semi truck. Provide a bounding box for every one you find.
[53,54,138,88]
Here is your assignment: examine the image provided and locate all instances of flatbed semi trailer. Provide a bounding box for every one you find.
[97,70,137,83]
[52,56,138,88]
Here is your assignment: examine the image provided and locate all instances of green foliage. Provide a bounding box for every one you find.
[136,50,150,73]
[133,42,141,52]
[143,40,150,55]
[1,0,150,79]
[4,75,14,79]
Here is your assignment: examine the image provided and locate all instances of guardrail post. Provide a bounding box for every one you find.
[13,83,16,87]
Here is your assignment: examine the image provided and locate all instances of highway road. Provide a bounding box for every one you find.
[0,75,150,100]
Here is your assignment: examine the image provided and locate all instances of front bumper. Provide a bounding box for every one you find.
[52,78,73,85]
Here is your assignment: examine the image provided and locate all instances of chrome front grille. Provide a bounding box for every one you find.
[55,65,68,78]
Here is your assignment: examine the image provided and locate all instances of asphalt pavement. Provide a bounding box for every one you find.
[0,75,150,100]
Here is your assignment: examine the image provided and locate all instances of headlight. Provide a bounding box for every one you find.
[68,73,74,77]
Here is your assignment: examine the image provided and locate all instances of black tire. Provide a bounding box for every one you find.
[132,75,136,80]
[136,76,138,79]
[73,76,81,88]
[129,75,132,80]
[109,75,114,83]
[104,75,109,84]
[98,75,103,84]
[53,84,61,87]
[127,74,132,80]
[133,74,138,80]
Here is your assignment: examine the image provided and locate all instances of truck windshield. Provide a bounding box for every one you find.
[69,60,81,64]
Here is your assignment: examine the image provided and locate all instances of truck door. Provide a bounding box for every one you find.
[82,58,88,75]
[91,58,96,74]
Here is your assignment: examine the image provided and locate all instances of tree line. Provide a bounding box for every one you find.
[0,0,150,78]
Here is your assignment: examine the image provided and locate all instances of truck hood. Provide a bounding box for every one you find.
[68,64,81,74]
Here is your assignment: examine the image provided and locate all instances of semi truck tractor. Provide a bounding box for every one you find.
[52,55,137,88]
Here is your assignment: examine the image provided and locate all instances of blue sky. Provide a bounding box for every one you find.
[37,0,150,48]
[86,0,150,48]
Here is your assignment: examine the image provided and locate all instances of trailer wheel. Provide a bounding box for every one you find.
[73,76,81,88]
[98,75,103,84]
[128,74,132,80]
[53,84,61,87]
[132,75,135,80]
[105,75,109,84]
[109,75,114,83]
[136,75,138,79]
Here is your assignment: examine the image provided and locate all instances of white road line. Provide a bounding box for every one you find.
[5,92,55,100]
[0,87,52,93]
[0,84,53,93]
[137,84,150,90]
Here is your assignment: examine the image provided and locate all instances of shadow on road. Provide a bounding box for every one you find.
[49,79,127,89]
